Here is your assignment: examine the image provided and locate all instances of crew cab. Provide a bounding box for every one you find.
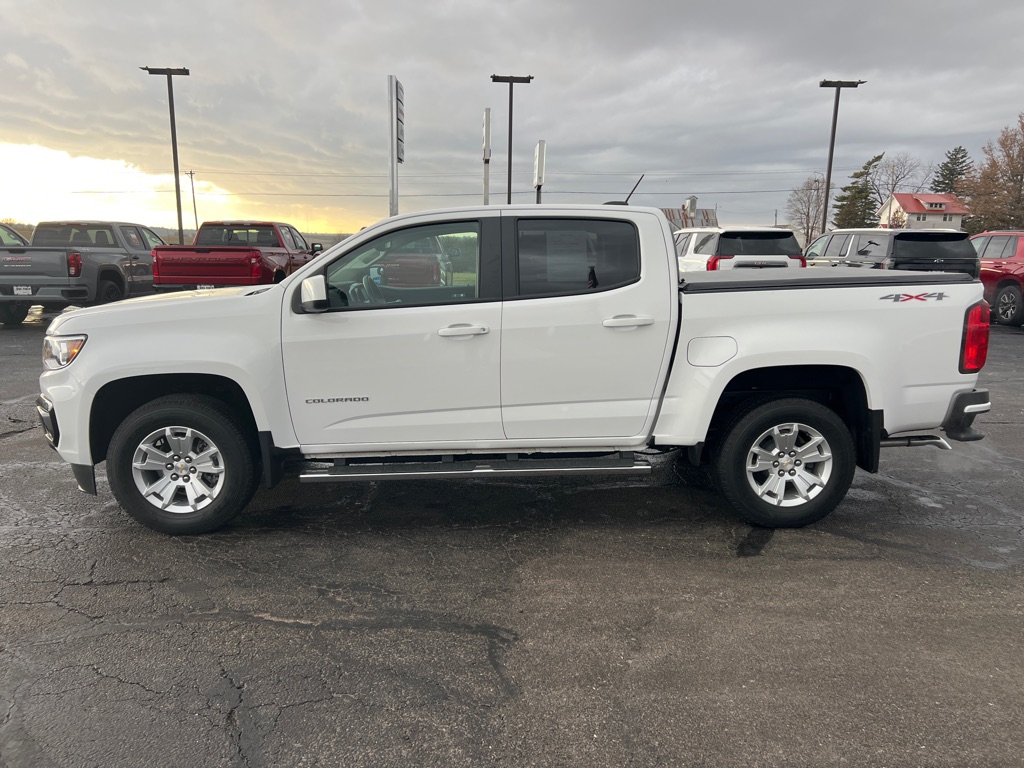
[0,221,166,327]
[37,205,991,535]
[152,221,323,291]
[971,231,1024,325]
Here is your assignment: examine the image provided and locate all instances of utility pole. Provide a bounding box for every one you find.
[141,66,189,244]
[482,108,491,205]
[187,170,198,231]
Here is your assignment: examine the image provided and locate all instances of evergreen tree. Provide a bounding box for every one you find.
[931,146,972,194]
[832,154,884,229]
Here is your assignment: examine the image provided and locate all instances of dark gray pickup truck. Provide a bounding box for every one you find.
[0,221,166,327]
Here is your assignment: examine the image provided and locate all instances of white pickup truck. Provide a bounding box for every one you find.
[36,205,991,535]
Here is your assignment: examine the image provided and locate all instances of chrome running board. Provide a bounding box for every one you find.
[299,452,652,483]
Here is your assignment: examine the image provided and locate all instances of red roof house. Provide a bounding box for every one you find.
[877,193,968,229]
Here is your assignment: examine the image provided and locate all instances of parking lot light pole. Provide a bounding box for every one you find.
[491,75,533,204]
[141,66,190,244]
[820,79,865,234]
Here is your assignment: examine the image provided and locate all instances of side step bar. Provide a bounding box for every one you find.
[299,452,652,483]
[879,435,951,450]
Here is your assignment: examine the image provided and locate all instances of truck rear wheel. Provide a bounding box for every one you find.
[96,279,124,304]
[106,395,259,534]
[711,397,855,528]
[0,304,30,327]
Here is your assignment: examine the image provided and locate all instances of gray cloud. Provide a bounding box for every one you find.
[2,0,1021,228]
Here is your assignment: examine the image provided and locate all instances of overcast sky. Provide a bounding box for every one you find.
[2,0,1022,234]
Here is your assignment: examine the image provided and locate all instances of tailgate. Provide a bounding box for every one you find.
[0,247,72,297]
[892,233,980,278]
[154,247,257,283]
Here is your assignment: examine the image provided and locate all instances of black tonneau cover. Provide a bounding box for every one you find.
[680,268,976,294]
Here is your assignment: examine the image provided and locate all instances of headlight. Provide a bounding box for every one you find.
[42,334,87,370]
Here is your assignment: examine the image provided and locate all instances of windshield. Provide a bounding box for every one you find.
[892,232,976,260]
[717,231,801,257]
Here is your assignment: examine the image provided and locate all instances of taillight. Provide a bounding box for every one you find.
[151,249,159,278]
[960,301,990,373]
[707,255,733,270]
[789,255,807,267]
[431,261,440,283]
[251,251,262,279]
[67,251,82,277]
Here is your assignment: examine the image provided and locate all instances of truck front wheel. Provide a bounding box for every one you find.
[106,395,259,534]
[712,398,856,528]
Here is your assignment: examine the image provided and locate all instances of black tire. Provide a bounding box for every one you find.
[96,278,124,305]
[106,395,260,534]
[711,397,856,528]
[993,284,1024,326]
[0,304,30,327]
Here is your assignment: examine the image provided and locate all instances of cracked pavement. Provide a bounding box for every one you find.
[1,309,1022,767]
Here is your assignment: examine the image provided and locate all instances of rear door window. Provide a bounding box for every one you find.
[516,219,639,297]
[119,226,145,250]
[823,234,850,259]
[982,235,1014,260]
[851,234,890,261]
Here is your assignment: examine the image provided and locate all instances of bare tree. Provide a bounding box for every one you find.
[960,113,1024,230]
[785,176,827,244]
[869,152,928,226]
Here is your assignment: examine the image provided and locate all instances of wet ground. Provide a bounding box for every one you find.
[1,307,1022,767]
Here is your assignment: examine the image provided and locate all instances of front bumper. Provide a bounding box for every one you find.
[36,393,96,494]
[942,388,990,442]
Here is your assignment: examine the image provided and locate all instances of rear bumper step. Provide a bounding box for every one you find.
[879,435,951,450]
[298,452,652,483]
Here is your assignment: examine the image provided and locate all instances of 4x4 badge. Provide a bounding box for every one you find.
[880,292,948,302]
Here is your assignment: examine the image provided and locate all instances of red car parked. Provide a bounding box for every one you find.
[972,231,1024,325]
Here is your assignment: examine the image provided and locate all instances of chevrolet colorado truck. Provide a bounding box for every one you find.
[151,221,323,291]
[0,221,166,327]
[37,205,991,535]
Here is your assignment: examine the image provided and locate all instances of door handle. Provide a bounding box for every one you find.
[437,324,489,337]
[602,316,654,328]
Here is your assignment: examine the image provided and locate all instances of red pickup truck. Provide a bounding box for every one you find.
[972,231,1024,325]
[152,221,322,291]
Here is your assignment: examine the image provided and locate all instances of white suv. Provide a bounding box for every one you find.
[673,226,805,273]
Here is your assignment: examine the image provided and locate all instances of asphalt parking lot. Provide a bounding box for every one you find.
[1,309,1022,767]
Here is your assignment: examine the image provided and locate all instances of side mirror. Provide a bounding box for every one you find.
[299,275,329,313]
[311,243,323,254]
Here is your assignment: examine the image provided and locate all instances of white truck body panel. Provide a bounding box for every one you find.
[653,276,981,446]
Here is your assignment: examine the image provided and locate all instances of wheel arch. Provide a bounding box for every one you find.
[90,374,259,466]
[700,364,879,472]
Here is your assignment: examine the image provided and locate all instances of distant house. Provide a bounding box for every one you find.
[876,193,967,230]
